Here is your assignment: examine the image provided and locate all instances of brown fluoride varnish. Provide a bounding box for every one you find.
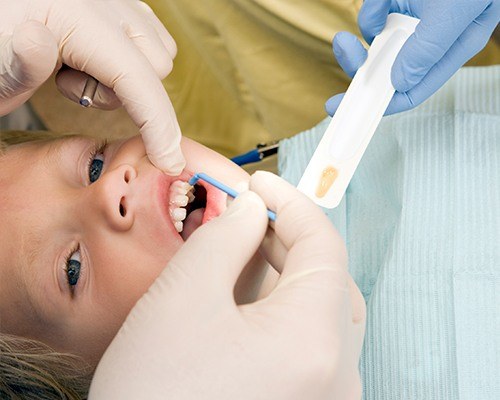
[315,166,338,198]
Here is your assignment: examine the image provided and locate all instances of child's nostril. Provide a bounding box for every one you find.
[119,197,126,217]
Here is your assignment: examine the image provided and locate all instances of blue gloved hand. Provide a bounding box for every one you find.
[326,0,500,116]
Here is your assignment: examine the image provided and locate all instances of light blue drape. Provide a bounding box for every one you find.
[278,66,500,400]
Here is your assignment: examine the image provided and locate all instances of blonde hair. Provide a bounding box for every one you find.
[0,334,93,400]
[0,130,93,399]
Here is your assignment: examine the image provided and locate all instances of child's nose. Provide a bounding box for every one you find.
[89,164,137,231]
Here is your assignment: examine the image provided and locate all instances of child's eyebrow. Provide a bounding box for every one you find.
[21,225,44,277]
[43,136,97,183]
[43,137,81,168]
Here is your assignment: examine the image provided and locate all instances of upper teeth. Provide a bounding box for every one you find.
[169,180,195,232]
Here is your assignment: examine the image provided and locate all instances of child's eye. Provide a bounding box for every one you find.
[88,141,107,183]
[89,153,104,183]
[66,249,81,287]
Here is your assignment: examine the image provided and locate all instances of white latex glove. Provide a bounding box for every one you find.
[0,0,184,174]
[89,171,366,400]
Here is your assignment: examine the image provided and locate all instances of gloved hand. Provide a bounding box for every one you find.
[0,0,184,174]
[89,171,366,400]
[326,0,500,116]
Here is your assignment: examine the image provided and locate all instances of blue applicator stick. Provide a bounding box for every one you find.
[188,172,276,221]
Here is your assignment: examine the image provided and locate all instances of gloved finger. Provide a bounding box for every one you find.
[55,68,121,110]
[325,33,366,117]
[0,21,57,115]
[358,0,393,44]
[259,227,288,273]
[325,93,344,117]
[333,31,367,78]
[249,171,348,282]
[231,181,288,274]
[64,28,184,174]
[136,1,177,61]
[120,12,174,80]
[391,2,491,92]
[230,180,287,274]
[167,191,268,298]
[386,11,498,115]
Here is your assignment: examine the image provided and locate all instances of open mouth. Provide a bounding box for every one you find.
[167,178,226,241]
[181,184,207,240]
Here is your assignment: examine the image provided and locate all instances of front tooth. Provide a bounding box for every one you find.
[174,221,183,232]
[171,181,188,193]
[172,181,190,190]
[171,194,188,207]
[171,207,187,221]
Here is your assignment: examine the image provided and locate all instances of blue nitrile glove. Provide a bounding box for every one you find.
[326,0,500,116]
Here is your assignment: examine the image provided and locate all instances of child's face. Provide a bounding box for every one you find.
[0,134,248,364]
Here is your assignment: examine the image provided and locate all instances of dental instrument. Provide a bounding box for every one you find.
[80,76,99,107]
[231,141,280,166]
[297,13,419,208]
[188,172,277,221]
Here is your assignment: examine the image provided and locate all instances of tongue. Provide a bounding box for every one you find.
[181,208,204,240]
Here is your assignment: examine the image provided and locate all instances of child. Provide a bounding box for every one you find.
[0,130,281,398]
